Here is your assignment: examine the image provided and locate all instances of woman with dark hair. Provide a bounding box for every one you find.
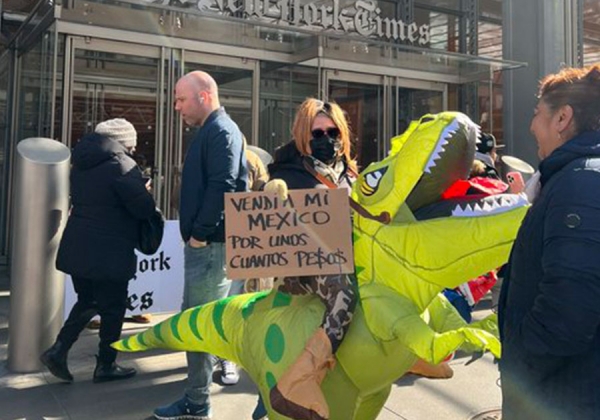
[265,98,358,420]
[499,64,600,419]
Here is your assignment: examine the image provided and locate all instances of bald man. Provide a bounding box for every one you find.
[154,71,248,420]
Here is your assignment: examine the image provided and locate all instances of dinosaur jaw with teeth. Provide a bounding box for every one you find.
[406,116,478,212]
[451,194,529,217]
[423,119,459,174]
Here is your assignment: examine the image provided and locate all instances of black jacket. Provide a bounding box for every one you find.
[179,108,248,243]
[56,133,156,282]
[498,130,600,419]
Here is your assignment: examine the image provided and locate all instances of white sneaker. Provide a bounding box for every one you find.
[220,359,239,385]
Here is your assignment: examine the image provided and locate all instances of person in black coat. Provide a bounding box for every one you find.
[499,64,600,419]
[264,98,358,420]
[40,118,156,383]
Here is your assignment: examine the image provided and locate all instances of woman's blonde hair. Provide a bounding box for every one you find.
[292,98,357,171]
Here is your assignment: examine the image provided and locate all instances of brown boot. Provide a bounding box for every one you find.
[408,359,454,379]
[270,328,335,420]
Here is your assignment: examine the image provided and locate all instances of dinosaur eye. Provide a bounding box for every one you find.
[360,167,389,197]
[420,116,434,123]
[366,172,382,187]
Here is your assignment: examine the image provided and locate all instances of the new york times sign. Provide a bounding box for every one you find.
[158,0,430,45]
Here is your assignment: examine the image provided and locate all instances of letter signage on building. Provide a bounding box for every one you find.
[143,0,430,45]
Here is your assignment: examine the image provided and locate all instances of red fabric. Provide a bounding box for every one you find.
[442,176,506,309]
[442,177,508,200]
[441,179,471,199]
[466,271,498,304]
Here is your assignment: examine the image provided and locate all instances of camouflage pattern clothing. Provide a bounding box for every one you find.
[276,274,357,353]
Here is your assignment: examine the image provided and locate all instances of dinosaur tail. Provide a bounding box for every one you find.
[112,291,270,365]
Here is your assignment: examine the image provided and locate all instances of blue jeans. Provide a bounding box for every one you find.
[183,242,231,405]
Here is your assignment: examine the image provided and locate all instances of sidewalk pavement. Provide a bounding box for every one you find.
[0,266,502,420]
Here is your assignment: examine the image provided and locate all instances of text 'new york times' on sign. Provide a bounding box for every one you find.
[224,188,354,279]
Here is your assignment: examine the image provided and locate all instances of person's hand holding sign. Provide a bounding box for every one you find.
[264,179,289,201]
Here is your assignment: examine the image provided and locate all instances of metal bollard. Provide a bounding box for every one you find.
[8,138,70,372]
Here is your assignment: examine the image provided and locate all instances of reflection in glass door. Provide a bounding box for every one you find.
[393,79,446,136]
[163,53,257,218]
[182,57,255,154]
[70,46,160,182]
[327,75,384,171]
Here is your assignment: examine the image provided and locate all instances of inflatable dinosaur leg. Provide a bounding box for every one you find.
[353,386,392,420]
[270,328,335,420]
[407,359,453,379]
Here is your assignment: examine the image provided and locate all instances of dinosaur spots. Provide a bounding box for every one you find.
[138,332,147,348]
[265,371,277,389]
[265,324,285,363]
[121,337,132,351]
[189,307,204,341]
[170,313,183,343]
[213,296,236,343]
[153,323,164,343]
[272,291,292,308]
[241,291,270,320]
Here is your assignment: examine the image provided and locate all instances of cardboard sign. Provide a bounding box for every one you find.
[225,188,354,279]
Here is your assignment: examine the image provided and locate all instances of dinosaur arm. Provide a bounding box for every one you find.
[375,206,527,289]
[426,293,499,338]
[361,284,500,364]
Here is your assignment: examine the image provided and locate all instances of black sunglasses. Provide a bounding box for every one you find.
[311,127,340,139]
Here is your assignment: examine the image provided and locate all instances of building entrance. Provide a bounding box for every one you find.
[62,39,259,218]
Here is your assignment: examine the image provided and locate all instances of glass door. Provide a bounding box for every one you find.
[181,52,257,154]
[325,71,447,170]
[393,78,447,136]
[164,51,258,218]
[66,38,163,204]
[325,71,386,171]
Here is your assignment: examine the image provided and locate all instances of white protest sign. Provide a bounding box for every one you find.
[63,221,184,317]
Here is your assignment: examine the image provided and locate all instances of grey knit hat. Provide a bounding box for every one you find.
[95,118,137,149]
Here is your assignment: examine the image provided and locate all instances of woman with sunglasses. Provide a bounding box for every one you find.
[263,98,358,420]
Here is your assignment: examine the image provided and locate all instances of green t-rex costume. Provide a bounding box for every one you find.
[113,112,529,419]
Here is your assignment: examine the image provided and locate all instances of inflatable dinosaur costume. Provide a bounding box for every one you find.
[114,112,529,420]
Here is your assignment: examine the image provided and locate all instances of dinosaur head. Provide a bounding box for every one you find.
[353,112,478,222]
[352,111,529,309]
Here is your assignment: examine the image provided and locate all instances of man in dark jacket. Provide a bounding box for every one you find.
[499,65,600,419]
[41,118,156,383]
[153,71,248,420]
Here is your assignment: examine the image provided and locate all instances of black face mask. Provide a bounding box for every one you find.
[310,136,341,164]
